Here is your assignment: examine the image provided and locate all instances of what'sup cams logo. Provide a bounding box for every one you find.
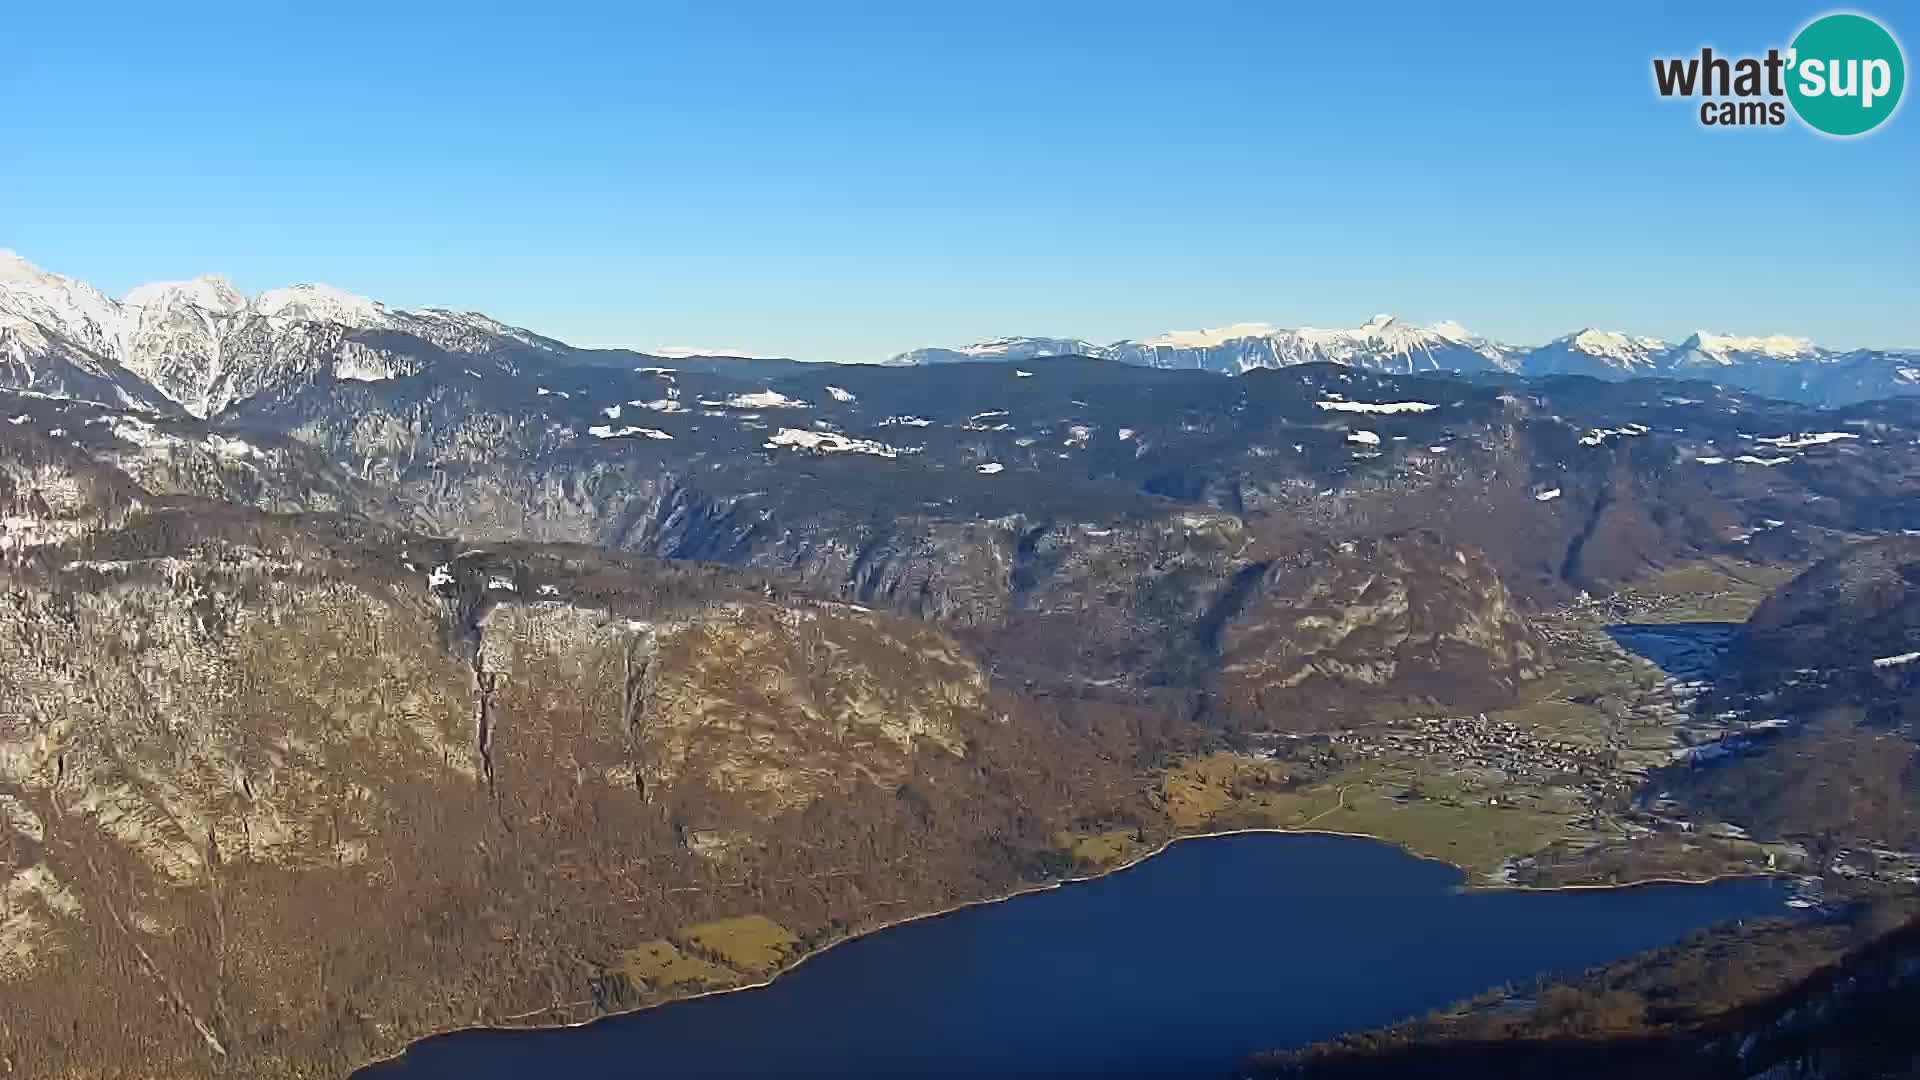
[1654,11,1905,135]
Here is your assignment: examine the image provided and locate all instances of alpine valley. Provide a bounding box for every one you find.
[2,251,1919,1079]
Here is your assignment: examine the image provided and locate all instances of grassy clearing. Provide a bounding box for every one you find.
[1155,752,1292,828]
[1150,752,1576,882]
[619,940,736,992]
[1325,782,1569,879]
[673,914,801,974]
[1618,560,1800,622]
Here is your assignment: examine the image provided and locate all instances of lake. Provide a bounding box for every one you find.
[360,832,1789,1079]
[1605,621,1741,679]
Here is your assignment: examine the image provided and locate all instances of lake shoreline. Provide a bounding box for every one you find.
[350,824,1783,1076]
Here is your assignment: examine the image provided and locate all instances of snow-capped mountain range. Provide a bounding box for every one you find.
[892,316,1517,375]
[1,251,565,416]
[2,251,1915,417]
[892,317,1919,405]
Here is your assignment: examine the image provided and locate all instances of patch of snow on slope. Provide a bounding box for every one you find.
[1755,432,1858,449]
[825,385,855,402]
[764,428,916,458]
[1316,400,1436,414]
[1579,424,1651,446]
[205,434,260,459]
[1535,488,1562,502]
[725,390,808,409]
[976,462,1005,474]
[334,347,406,382]
[1872,651,1920,669]
[1346,430,1381,446]
[108,416,184,452]
[587,425,673,440]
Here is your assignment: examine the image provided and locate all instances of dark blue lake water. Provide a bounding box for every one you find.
[1605,622,1741,679]
[360,832,1788,1079]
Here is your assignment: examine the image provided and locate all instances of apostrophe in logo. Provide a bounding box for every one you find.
[1652,11,1905,136]
[1786,13,1904,135]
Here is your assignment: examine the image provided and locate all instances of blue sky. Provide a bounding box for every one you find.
[3,1,1914,360]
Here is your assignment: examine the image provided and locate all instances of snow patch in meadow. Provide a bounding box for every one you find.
[1754,432,1857,449]
[1579,424,1650,447]
[1315,400,1435,414]
[588,425,673,440]
[725,390,809,409]
[765,428,916,458]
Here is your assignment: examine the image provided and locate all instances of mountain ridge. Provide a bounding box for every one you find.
[3,250,1917,422]
[893,318,1920,406]
[0,252,572,418]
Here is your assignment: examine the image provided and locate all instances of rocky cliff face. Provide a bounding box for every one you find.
[0,496,1117,1077]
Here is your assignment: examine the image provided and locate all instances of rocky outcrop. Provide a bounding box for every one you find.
[0,497,1123,1077]
[1214,531,1545,729]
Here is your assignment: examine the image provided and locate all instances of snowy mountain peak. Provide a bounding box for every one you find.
[123,275,248,315]
[1565,327,1667,357]
[0,251,130,358]
[1682,332,1820,360]
[1141,322,1280,349]
[1520,327,1669,378]
[0,250,38,280]
[254,283,384,326]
